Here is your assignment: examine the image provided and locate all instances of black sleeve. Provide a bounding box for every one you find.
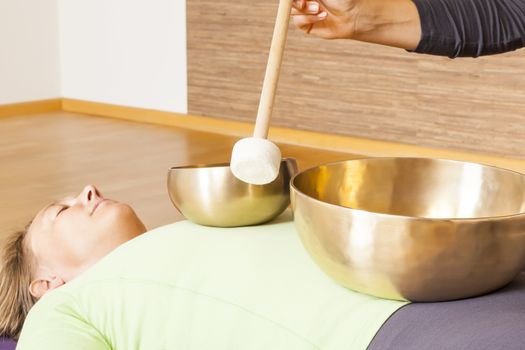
[411,0,525,58]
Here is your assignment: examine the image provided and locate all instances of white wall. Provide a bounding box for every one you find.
[0,0,61,104]
[58,0,187,113]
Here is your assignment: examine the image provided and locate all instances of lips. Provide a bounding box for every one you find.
[91,199,106,215]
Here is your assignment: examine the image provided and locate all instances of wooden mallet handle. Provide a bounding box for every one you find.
[253,0,293,139]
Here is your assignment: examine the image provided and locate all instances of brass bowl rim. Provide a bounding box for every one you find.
[169,157,297,171]
[291,156,525,222]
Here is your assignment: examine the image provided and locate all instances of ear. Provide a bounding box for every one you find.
[29,275,65,299]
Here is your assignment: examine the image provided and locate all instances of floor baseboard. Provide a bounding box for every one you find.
[0,99,62,118]
[2,97,524,173]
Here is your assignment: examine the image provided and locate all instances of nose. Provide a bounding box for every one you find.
[79,185,102,204]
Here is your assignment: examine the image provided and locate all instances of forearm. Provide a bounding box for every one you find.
[352,0,525,58]
[411,0,525,57]
[352,0,422,50]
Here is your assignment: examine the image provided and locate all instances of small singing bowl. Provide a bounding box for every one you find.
[291,157,525,302]
[167,158,298,227]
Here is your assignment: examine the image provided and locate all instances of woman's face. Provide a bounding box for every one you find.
[28,185,147,283]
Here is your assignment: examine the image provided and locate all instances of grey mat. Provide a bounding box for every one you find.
[368,272,525,350]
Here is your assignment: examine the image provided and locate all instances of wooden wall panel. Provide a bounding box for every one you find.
[187,0,525,158]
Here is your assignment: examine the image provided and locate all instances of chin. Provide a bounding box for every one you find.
[102,202,146,233]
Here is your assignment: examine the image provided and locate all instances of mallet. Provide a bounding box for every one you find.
[230,0,293,185]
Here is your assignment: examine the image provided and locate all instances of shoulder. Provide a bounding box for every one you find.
[17,290,110,349]
[19,290,81,337]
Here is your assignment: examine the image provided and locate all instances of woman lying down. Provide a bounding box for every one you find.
[0,186,147,345]
[3,185,525,350]
[0,185,406,349]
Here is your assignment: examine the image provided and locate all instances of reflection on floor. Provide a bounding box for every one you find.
[0,112,356,234]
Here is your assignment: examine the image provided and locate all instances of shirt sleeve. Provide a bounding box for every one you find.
[16,293,110,350]
[411,0,525,58]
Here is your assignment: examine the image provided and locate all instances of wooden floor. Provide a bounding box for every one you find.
[0,112,355,235]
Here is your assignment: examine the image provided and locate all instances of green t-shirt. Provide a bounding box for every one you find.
[18,212,407,349]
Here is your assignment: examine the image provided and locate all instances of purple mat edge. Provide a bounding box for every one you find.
[0,338,16,350]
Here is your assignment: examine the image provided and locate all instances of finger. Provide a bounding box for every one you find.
[305,1,321,13]
[292,0,305,10]
[291,1,321,15]
[292,12,328,31]
[291,8,320,16]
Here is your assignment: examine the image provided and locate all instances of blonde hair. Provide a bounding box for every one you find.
[0,224,36,339]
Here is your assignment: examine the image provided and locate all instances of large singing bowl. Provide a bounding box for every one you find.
[290,157,525,302]
[168,158,297,227]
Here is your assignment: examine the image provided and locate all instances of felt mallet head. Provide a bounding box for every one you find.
[230,137,282,185]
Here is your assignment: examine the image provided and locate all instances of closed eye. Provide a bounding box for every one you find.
[56,206,68,217]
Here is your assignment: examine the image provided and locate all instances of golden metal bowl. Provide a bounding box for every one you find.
[168,158,297,227]
[291,157,525,301]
